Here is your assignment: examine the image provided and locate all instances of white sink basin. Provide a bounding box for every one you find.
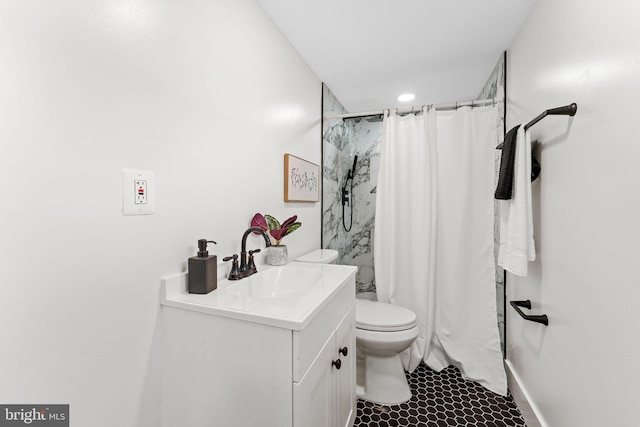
[161,262,358,330]
[225,267,323,299]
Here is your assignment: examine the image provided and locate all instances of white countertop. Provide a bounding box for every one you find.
[161,262,357,330]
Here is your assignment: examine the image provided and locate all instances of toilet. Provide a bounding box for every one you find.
[355,298,418,405]
[295,249,418,405]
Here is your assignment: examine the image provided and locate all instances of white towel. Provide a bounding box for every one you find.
[497,126,535,276]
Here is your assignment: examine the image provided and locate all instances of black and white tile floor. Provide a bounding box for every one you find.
[354,363,526,427]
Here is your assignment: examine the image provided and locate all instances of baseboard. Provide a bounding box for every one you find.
[505,360,546,427]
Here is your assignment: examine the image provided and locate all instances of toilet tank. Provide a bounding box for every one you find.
[295,249,339,264]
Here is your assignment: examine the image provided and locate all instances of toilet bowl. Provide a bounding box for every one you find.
[294,250,417,404]
[355,298,418,405]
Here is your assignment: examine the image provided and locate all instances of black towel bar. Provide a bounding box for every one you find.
[524,103,577,131]
[510,300,549,326]
[497,103,577,149]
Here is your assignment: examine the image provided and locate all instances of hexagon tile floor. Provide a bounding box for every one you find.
[354,363,526,427]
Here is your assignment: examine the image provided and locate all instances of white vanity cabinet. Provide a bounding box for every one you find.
[161,263,357,427]
[293,303,356,427]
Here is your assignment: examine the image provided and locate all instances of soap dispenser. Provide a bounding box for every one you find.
[188,239,218,294]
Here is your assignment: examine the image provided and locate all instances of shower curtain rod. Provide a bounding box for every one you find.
[323,97,498,120]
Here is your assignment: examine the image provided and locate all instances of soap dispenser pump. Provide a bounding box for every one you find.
[188,239,218,294]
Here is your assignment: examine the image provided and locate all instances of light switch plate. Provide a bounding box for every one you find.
[123,169,155,215]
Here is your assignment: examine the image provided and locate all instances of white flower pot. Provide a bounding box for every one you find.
[266,245,288,265]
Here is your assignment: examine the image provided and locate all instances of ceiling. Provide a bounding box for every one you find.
[256,0,536,113]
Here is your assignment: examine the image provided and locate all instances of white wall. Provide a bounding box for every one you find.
[0,1,321,426]
[506,1,640,426]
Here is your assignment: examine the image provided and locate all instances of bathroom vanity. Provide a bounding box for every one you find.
[161,262,357,427]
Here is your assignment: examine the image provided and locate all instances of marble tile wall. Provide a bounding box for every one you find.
[322,85,351,264]
[346,117,381,293]
[322,85,380,293]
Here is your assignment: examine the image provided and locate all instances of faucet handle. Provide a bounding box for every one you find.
[247,249,261,270]
[223,254,241,280]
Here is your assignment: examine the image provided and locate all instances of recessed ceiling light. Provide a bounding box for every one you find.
[397,93,415,102]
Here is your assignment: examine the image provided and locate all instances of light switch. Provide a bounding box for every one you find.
[123,169,155,215]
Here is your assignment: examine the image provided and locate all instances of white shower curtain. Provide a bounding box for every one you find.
[374,106,507,396]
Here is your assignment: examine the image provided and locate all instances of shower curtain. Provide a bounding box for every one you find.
[374,106,507,396]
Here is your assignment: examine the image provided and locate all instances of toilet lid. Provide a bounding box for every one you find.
[295,249,339,264]
[355,299,417,332]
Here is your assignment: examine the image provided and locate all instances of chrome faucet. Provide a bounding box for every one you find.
[223,227,272,280]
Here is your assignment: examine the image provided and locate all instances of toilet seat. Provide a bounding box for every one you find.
[355,299,417,332]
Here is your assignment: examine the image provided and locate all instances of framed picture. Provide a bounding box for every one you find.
[284,154,319,202]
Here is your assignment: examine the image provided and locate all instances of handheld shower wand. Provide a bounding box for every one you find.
[349,155,358,180]
[342,155,358,232]
[341,155,358,206]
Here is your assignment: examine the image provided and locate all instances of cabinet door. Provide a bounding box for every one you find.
[335,305,356,427]
[293,331,336,427]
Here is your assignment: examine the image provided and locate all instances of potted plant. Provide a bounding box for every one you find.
[251,213,301,265]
